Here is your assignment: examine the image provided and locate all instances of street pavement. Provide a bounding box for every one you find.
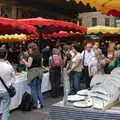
[0,95,62,120]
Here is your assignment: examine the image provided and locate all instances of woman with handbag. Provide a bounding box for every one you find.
[21,43,43,109]
[0,48,15,120]
[67,44,83,95]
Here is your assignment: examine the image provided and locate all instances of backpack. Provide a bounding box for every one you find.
[19,92,34,111]
[51,55,62,68]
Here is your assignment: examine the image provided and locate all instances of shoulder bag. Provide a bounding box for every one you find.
[0,76,16,98]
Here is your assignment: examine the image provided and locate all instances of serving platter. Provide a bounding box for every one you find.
[68,95,85,102]
[73,99,92,108]
[77,89,90,96]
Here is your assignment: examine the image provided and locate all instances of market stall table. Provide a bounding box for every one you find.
[49,101,120,120]
[0,72,51,113]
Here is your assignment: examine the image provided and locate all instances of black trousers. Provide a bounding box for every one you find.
[82,67,91,89]
[49,68,61,97]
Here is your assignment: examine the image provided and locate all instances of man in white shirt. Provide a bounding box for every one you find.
[81,43,94,88]
[0,48,15,120]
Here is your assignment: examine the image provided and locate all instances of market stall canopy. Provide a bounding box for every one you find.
[87,26,120,34]
[0,18,38,38]
[0,17,86,42]
[0,34,27,43]
[74,0,120,17]
[17,17,86,33]
[43,31,82,40]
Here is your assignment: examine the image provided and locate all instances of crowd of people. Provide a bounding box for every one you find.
[0,41,120,120]
[47,41,120,96]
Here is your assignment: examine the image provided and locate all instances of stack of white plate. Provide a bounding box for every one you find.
[111,67,120,74]
[90,92,108,101]
[90,86,108,109]
[90,74,108,88]
[77,89,90,96]
[91,97,109,109]
[70,89,93,108]
[68,95,85,102]
[90,82,120,109]
[73,98,92,108]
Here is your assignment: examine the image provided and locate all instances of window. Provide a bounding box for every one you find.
[0,6,12,17]
[105,18,110,26]
[79,18,82,26]
[92,17,97,26]
[16,8,19,18]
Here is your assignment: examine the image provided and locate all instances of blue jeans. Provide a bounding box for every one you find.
[29,79,43,107]
[0,91,10,120]
[69,71,82,95]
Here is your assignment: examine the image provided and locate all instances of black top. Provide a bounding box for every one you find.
[29,51,42,69]
[42,48,51,67]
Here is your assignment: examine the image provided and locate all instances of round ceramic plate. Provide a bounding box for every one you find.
[68,95,85,102]
[77,89,90,96]
[73,99,92,108]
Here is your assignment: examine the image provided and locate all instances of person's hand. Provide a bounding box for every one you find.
[21,59,26,64]
[101,59,106,66]
[67,70,71,74]
[105,58,111,63]
[64,68,67,71]
[20,60,24,64]
[20,55,24,60]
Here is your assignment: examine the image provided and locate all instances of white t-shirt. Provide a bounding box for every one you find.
[81,50,95,66]
[71,53,82,72]
[0,61,15,92]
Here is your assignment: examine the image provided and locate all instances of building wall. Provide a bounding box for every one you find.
[0,1,73,20]
[116,19,120,27]
[0,2,22,19]
[78,12,116,27]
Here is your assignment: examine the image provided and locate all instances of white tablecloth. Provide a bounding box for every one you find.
[0,72,51,113]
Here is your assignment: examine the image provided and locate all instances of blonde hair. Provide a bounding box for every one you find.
[117,44,120,50]
[52,48,59,55]
[28,42,39,52]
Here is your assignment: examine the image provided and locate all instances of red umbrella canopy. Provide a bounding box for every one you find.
[17,17,86,33]
[0,18,16,34]
[0,17,39,39]
[43,30,84,40]
[43,31,69,39]
[0,17,86,40]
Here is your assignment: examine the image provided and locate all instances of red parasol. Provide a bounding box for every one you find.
[0,17,86,40]
[17,18,86,33]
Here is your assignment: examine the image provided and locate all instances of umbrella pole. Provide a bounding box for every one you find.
[35,25,45,51]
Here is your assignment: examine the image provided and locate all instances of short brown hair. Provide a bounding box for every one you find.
[63,44,71,51]
[73,44,80,52]
[0,48,7,59]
